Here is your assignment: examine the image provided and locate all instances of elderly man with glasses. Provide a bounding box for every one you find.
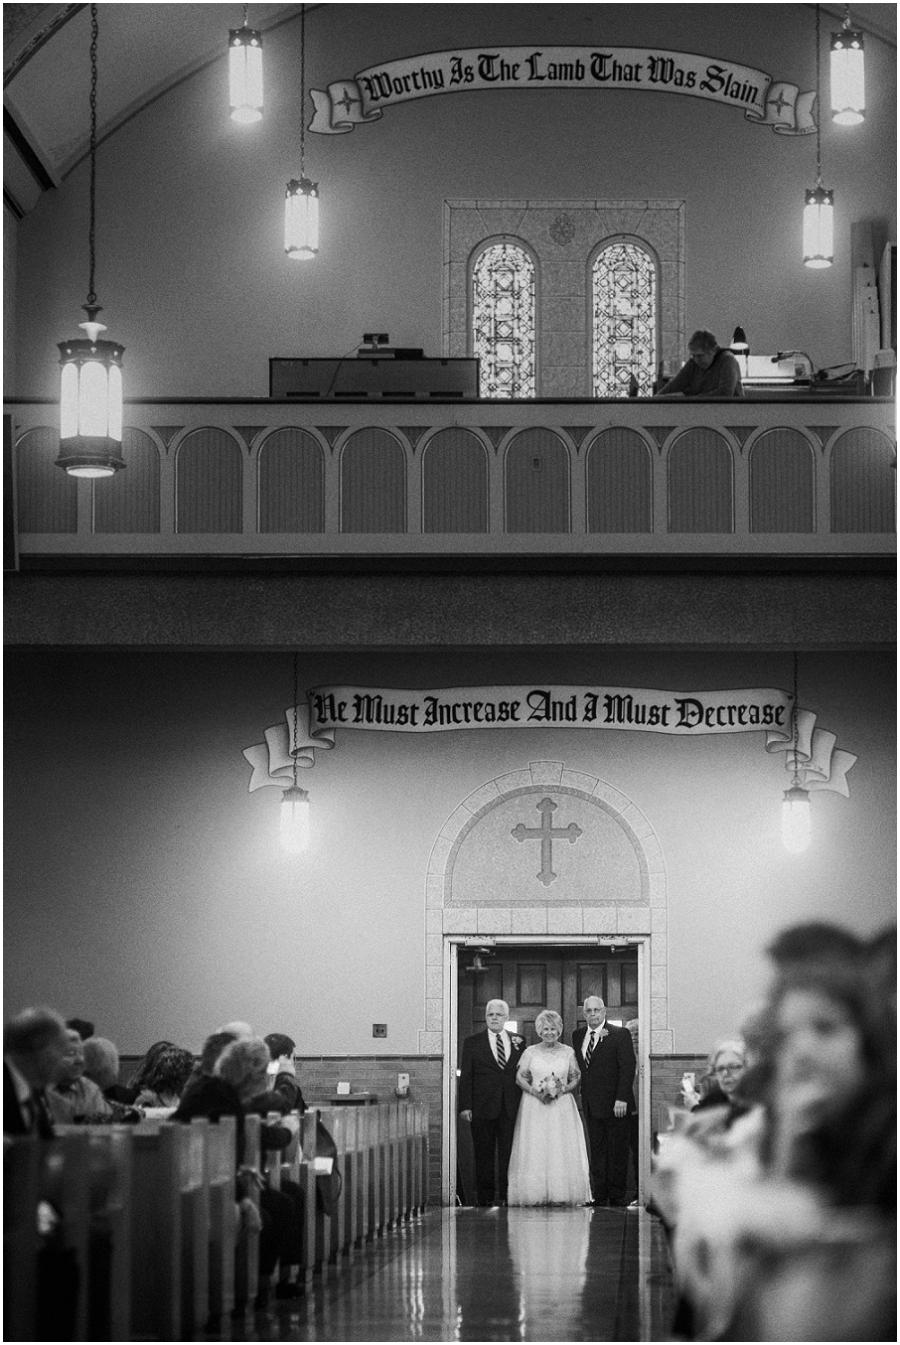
[654,329,744,398]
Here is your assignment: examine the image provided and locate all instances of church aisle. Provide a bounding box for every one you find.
[208,1206,675,1342]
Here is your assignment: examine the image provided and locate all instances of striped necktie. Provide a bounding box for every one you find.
[495,1033,507,1068]
[584,1030,596,1066]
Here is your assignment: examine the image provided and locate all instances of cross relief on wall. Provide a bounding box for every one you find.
[420,762,674,1055]
[511,796,583,886]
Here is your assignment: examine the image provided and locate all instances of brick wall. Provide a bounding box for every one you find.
[121,1051,707,1203]
[297,1055,443,1201]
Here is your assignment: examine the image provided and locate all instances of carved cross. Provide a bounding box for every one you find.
[511,797,583,886]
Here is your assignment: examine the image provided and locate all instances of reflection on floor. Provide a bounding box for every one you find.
[207,1206,675,1342]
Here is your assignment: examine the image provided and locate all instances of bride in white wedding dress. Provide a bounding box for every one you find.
[507,1009,593,1206]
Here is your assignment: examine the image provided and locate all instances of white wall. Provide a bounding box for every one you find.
[10,3,896,397]
[4,648,894,1056]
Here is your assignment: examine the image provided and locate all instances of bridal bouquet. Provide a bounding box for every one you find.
[537,1075,564,1101]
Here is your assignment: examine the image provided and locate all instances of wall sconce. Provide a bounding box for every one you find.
[229,5,263,124]
[284,4,319,259]
[803,6,834,268]
[56,5,125,478]
[830,6,865,125]
[782,653,812,853]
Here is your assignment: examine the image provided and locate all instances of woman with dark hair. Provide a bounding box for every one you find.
[670,950,896,1341]
[130,1041,195,1109]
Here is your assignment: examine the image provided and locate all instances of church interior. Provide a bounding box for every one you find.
[3,2,896,1340]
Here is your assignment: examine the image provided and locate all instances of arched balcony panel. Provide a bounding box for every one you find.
[15,426,77,533]
[423,429,489,533]
[176,428,242,533]
[830,428,896,533]
[749,428,815,533]
[341,428,407,533]
[586,427,653,533]
[258,428,325,533]
[667,428,734,533]
[94,428,161,533]
[505,428,570,533]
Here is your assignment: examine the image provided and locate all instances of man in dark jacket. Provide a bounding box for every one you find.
[573,995,636,1206]
[458,999,525,1205]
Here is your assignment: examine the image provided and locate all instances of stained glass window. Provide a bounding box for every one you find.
[472,242,536,399]
[592,243,657,397]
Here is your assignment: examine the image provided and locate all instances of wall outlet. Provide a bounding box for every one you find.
[372,1023,387,1038]
[397,1072,409,1091]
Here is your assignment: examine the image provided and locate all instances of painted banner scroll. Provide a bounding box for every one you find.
[243,686,856,796]
[309,47,816,136]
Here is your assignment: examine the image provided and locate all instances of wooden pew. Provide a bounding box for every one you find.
[3,1134,41,1342]
[233,1112,261,1310]
[129,1122,181,1340]
[179,1118,210,1336]
[83,1124,133,1342]
[205,1115,237,1322]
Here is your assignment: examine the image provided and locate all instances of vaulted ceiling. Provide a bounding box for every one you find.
[3,2,896,217]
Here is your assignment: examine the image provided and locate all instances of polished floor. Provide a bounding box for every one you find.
[208,1205,676,1342]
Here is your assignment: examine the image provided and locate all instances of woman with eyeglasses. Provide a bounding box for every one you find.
[691,1039,749,1122]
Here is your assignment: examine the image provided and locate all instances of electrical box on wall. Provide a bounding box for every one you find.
[372,1023,387,1038]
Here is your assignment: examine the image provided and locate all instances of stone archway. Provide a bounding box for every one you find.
[419,760,672,1055]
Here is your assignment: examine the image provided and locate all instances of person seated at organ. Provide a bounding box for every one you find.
[654,329,743,398]
[131,1041,195,1109]
[47,1028,113,1123]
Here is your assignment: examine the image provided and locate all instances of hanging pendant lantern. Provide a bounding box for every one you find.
[284,3,320,260]
[56,5,125,478]
[229,7,263,123]
[802,6,834,270]
[280,784,310,853]
[830,9,865,125]
[782,784,812,853]
[803,184,835,268]
[781,654,812,853]
[279,653,311,853]
[285,176,320,259]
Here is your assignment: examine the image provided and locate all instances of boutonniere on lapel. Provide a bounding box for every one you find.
[598,1028,609,1042]
[510,1035,524,1049]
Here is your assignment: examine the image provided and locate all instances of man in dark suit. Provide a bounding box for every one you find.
[573,995,636,1207]
[458,998,525,1205]
[4,1005,70,1137]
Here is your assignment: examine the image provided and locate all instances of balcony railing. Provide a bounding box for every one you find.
[5,396,895,561]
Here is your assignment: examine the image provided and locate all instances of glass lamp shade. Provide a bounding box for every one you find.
[830,29,865,124]
[802,186,834,268]
[56,330,126,477]
[782,784,812,854]
[229,27,263,123]
[285,177,320,259]
[280,784,310,853]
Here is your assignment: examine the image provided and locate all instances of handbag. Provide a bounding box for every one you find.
[314,1117,343,1217]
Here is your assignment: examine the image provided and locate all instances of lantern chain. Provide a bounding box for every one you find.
[86,3,99,309]
[299,3,306,176]
[814,3,823,184]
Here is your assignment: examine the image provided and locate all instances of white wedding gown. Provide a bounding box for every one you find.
[507,1043,593,1206]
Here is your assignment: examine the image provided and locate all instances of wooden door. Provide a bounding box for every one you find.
[457,944,638,1053]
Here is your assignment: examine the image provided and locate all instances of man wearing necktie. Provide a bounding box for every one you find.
[4,1006,70,1138]
[573,995,636,1207]
[458,999,525,1205]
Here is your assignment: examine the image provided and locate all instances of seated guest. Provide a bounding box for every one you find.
[47,1028,113,1123]
[654,329,744,398]
[666,929,895,1342]
[4,1006,70,1137]
[82,1035,142,1121]
[216,1019,253,1038]
[262,1032,307,1114]
[691,1038,749,1125]
[130,1042,195,1109]
[66,1017,95,1041]
[174,1036,305,1301]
